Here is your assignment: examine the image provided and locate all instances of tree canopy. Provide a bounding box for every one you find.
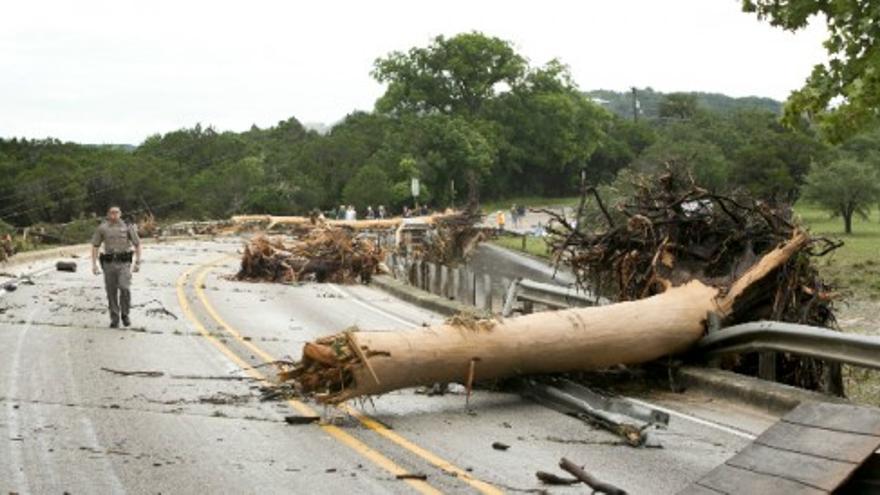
[743,0,880,141]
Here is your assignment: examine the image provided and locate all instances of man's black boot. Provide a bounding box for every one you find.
[122,315,131,327]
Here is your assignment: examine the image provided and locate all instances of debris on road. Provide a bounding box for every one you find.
[516,378,666,448]
[558,457,627,495]
[277,171,837,403]
[55,261,77,272]
[542,170,842,390]
[491,441,510,451]
[230,212,459,234]
[236,229,383,284]
[283,415,321,425]
[0,233,15,262]
[535,471,579,485]
[395,473,428,481]
[279,230,810,402]
[100,367,164,378]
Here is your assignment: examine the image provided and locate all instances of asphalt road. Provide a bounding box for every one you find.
[1,239,778,494]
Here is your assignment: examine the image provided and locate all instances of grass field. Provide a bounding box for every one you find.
[793,203,880,301]
[480,195,579,214]
[493,234,553,258]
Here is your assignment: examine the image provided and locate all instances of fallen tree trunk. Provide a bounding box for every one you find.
[279,233,807,403]
[230,212,459,231]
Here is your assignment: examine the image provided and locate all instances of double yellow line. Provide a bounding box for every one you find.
[176,257,502,495]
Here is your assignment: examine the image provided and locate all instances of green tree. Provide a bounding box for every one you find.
[487,60,610,195]
[372,32,526,116]
[342,164,393,210]
[658,93,700,120]
[633,137,731,192]
[743,0,880,141]
[418,115,496,206]
[803,158,880,233]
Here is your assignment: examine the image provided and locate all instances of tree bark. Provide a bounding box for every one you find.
[282,233,809,403]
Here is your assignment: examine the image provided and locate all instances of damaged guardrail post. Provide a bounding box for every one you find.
[481,273,492,312]
[501,278,521,317]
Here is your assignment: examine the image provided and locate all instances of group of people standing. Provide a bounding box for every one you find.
[402,204,430,218]
[496,204,528,230]
[334,204,387,221]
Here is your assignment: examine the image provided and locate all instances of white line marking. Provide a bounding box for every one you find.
[624,396,759,440]
[327,284,420,329]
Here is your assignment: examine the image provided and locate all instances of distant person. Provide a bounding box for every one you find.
[403,206,411,218]
[366,205,375,220]
[345,205,357,221]
[336,205,345,220]
[496,210,506,231]
[510,204,519,228]
[91,206,141,328]
[378,205,386,219]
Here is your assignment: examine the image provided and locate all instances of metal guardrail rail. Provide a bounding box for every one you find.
[697,321,880,371]
[504,277,880,371]
[501,277,607,316]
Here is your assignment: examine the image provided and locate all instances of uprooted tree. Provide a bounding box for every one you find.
[236,229,384,284]
[278,170,841,402]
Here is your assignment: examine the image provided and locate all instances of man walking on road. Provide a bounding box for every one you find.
[91,206,141,328]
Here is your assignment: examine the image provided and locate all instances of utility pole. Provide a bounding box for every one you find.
[631,87,639,123]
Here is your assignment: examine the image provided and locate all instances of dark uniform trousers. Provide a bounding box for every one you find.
[102,260,132,323]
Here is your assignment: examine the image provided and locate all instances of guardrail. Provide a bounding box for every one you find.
[501,277,606,316]
[500,278,880,374]
[698,321,880,371]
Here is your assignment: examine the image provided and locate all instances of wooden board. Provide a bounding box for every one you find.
[694,465,825,495]
[680,401,880,494]
[755,421,879,464]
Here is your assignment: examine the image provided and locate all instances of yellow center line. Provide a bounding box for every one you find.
[194,258,503,495]
[174,260,441,495]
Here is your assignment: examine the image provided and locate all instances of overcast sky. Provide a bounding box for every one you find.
[0,0,828,144]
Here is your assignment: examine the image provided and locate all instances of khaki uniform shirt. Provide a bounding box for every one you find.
[91,220,140,254]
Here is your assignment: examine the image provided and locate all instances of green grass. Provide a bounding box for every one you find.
[480,195,579,214]
[794,203,880,300]
[493,234,552,258]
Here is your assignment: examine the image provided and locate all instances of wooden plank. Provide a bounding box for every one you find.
[697,464,825,495]
[784,402,880,436]
[756,421,880,464]
[726,443,858,491]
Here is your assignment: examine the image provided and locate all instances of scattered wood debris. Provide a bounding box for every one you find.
[100,367,164,378]
[0,234,15,262]
[558,457,627,494]
[540,169,842,390]
[535,471,579,486]
[395,473,428,481]
[236,228,383,284]
[283,415,321,425]
[277,171,840,403]
[55,261,77,272]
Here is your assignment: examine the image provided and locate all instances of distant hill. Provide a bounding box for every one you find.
[85,143,136,152]
[303,122,332,135]
[586,88,783,119]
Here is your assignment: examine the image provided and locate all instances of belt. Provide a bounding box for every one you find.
[100,252,133,263]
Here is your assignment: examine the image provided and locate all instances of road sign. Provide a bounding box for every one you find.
[411,178,420,198]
